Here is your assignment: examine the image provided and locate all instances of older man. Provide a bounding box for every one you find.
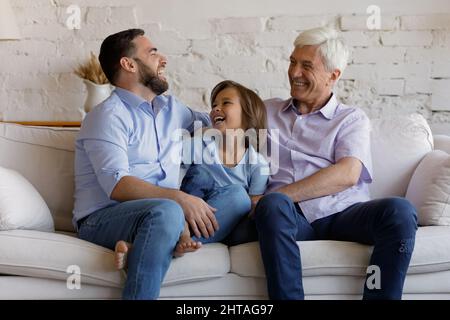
[252,27,418,300]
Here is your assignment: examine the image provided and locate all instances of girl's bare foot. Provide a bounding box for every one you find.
[174,236,202,257]
[173,224,202,257]
[114,240,131,270]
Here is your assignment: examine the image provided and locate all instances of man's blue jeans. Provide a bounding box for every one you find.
[180,165,252,243]
[230,192,418,300]
[77,199,185,300]
[78,165,251,299]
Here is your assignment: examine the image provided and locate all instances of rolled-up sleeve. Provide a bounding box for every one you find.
[78,112,131,197]
[83,140,129,197]
[334,111,373,183]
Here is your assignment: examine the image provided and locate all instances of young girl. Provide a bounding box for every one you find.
[114,80,269,268]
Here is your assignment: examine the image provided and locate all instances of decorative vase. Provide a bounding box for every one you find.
[83,79,113,113]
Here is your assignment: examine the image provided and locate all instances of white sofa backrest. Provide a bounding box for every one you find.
[0,123,78,232]
[369,114,433,199]
[0,115,437,232]
[434,134,450,154]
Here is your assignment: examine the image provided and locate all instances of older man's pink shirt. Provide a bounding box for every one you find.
[265,94,373,223]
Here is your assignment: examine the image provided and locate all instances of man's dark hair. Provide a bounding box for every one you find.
[99,28,145,85]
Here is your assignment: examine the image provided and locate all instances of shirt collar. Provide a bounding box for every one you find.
[114,87,148,109]
[153,94,168,114]
[282,93,338,120]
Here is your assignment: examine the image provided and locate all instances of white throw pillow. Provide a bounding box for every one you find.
[405,150,450,226]
[369,114,433,199]
[0,166,54,232]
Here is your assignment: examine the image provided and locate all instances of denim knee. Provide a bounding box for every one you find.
[254,193,295,230]
[219,184,251,213]
[378,197,418,238]
[182,165,214,185]
[186,165,210,180]
[180,165,216,195]
[256,192,291,209]
[144,199,185,239]
[255,193,292,215]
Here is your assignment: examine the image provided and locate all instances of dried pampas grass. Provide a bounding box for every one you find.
[74,52,109,85]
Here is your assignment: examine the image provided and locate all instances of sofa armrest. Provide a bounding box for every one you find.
[434,135,450,154]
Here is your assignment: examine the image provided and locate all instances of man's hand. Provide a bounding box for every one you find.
[248,195,264,218]
[175,191,219,238]
[110,176,219,238]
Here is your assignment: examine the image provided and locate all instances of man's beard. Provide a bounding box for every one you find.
[135,58,169,95]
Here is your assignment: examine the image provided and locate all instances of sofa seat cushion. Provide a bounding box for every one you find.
[164,243,230,286]
[230,226,450,278]
[0,230,124,287]
[0,230,230,287]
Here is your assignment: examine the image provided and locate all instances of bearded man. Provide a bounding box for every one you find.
[73,29,215,299]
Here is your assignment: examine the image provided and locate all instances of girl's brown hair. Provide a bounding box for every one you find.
[210,80,267,151]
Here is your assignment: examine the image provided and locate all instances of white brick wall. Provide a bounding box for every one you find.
[268,15,334,31]
[431,80,450,111]
[401,14,450,30]
[211,17,265,34]
[351,47,406,64]
[376,79,405,96]
[381,31,433,46]
[1,1,450,134]
[341,15,398,31]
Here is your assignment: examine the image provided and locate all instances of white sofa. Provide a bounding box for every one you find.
[0,114,450,300]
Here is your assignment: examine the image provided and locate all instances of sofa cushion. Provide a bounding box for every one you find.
[230,226,450,278]
[0,276,122,300]
[0,166,54,232]
[0,123,78,232]
[0,230,230,287]
[435,135,450,154]
[163,243,231,286]
[406,150,450,226]
[0,230,123,287]
[369,114,433,199]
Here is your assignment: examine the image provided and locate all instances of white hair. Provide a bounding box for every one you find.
[293,26,350,75]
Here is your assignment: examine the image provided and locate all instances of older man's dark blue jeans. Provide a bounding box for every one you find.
[234,192,418,300]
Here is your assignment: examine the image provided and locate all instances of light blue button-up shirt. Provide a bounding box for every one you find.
[182,136,269,196]
[265,94,373,223]
[73,88,210,228]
